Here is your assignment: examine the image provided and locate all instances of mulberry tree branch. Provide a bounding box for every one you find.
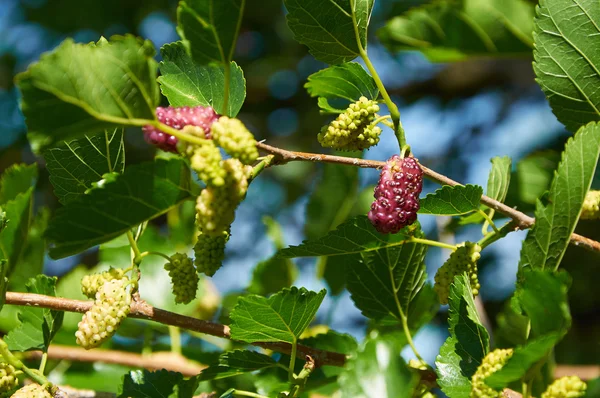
[255,141,600,253]
[5,292,346,368]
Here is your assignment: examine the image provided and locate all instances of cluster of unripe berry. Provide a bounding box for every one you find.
[434,242,482,305]
[318,96,382,151]
[76,270,133,349]
[470,349,586,397]
[144,106,257,279]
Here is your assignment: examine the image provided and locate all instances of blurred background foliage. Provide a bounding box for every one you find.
[0,0,598,393]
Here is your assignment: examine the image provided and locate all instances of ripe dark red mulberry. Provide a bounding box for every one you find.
[143,106,219,152]
[368,156,423,234]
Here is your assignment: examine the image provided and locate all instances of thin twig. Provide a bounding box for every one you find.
[5,292,346,368]
[255,142,600,253]
[26,345,205,377]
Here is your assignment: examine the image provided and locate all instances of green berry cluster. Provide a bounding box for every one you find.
[470,348,513,398]
[81,267,127,299]
[195,159,251,235]
[581,190,600,220]
[187,137,226,187]
[541,376,587,398]
[75,279,132,349]
[0,362,17,392]
[211,117,259,165]
[434,242,482,305]
[317,96,382,151]
[194,230,230,277]
[164,253,199,304]
[11,384,52,398]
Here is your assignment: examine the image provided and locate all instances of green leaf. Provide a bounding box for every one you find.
[46,158,199,259]
[17,35,159,152]
[518,268,571,337]
[0,163,38,205]
[487,156,512,203]
[495,296,530,347]
[119,369,198,398]
[319,254,356,296]
[533,0,600,131]
[305,162,360,241]
[485,333,562,389]
[346,224,427,320]
[510,150,559,206]
[283,0,374,65]
[418,184,483,215]
[177,0,245,65]
[279,216,418,258]
[230,287,326,344]
[248,256,297,297]
[378,0,534,62]
[436,274,490,398]
[197,350,276,381]
[304,63,378,113]
[519,123,600,271]
[5,275,64,352]
[8,208,50,290]
[44,128,125,205]
[248,217,297,296]
[338,335,418,398]
[0,189,34,273]
[158,42,246,117]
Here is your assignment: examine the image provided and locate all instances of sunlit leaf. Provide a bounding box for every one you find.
[158,42,246,117]
[419,185,483,216]
[533,0,600,131]
[230,287,326,344]
[284,0,374,65]
[17,35,159,152]
[520,122,600,271]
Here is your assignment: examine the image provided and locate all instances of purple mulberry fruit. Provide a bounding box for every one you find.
[143,106,219,152]
[368,156,423,234]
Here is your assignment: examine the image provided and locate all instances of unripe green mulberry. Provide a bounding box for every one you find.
[0,362,17,392]
[184,130,226,187]
[317,96,381,151]
[12,384,52,398]
[434,242,481,305]
[81,267,127,299]
[541,376,587,398]
[164,253,199,304]
[194,230,229,276]
[581,190,600,220]
[76,279,132,349]
[211,117,259,165]
[470,348,513,398]
[195,159,251,234]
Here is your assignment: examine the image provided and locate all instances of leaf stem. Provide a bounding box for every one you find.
[349,0,405,149]
[231,390,270,398]
[38,352,48,374]
[127,230,143,265]
[522,378,533,398]
[250,154,275,180]
[168,326,182,356]
[139,251,172,262]
[410,237,457,251]
[288,339,298,382]
[477,209,500,233]
[0,338,49,386]
[477,221,516,249]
